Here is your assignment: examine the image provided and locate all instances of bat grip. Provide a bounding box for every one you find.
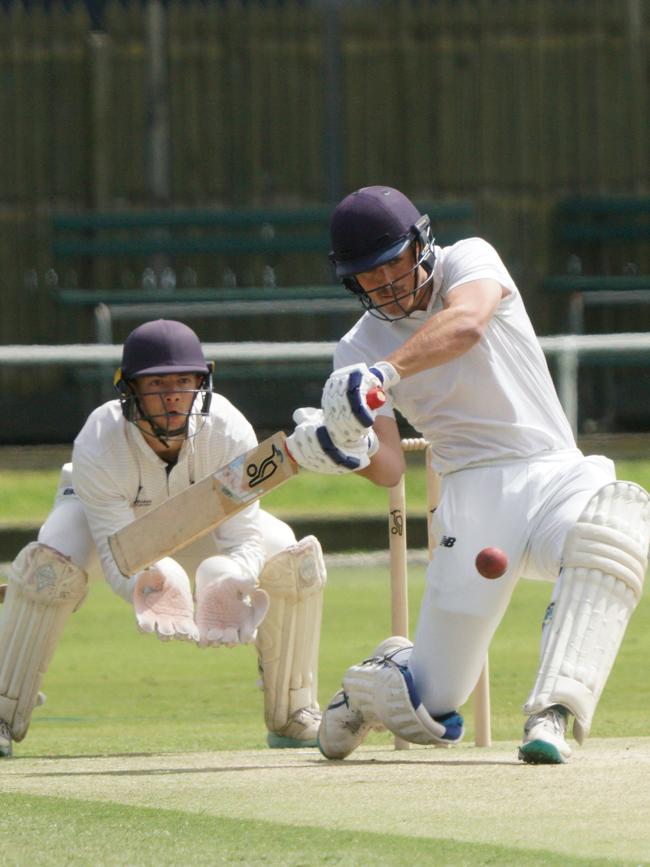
[366,386,387,410]
[283,438,297,463]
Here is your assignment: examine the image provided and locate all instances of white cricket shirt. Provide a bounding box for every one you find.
[72,393,266,598]
[334,238,576,475]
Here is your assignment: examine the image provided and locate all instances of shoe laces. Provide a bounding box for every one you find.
[528,705,568,736]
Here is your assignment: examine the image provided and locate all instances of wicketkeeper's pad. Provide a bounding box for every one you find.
[0,543,88,740]
[524,481,650,743]
[256,536,326,734]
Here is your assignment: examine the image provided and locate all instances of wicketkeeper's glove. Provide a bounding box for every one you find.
[133,558,199,642]
[195,556,269,647]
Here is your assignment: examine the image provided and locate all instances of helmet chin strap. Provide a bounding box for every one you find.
[140,416,188,449]
[131,393,192,450]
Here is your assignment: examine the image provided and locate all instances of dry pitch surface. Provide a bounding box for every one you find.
[2,738,649,863]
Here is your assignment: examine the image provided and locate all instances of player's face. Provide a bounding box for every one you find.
[355,247,431,317]
[133,373,203,432]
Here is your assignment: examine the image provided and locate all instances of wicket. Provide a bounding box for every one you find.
[388,438,492,749]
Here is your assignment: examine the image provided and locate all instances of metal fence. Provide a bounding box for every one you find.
[3,332,650,439]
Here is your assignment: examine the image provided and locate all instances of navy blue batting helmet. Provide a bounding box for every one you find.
[330,186,428,278]
[120,319,209,379]
[329,186,436,320]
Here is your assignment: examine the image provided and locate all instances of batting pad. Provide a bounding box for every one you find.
[344,644,464,747]
[524,481,650,743]
[256,536,326,734]
[0,543,88,740]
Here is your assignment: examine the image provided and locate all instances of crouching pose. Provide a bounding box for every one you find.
[0,319,325,758]
[287,185,650,764]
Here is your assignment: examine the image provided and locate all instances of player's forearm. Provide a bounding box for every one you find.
[356,427,406,488]
[83,504,138,600]
[387,305,484,379]
[386,278,504,380]
[212,503,266,581]
[357,456,403,487]
[72,459,137,600]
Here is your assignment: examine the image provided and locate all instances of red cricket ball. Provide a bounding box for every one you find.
[475,547,508,580]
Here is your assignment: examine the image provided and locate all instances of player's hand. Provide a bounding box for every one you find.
[195,556,270,647]
[133,559,199,642]
[286,407,377,475]
[322,361,400,445]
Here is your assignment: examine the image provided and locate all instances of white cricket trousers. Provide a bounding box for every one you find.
[407,450,615,717]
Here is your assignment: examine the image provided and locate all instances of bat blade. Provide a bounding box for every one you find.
[108,431,298,577]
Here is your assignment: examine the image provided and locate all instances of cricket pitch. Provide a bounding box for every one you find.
[2,738,649,863]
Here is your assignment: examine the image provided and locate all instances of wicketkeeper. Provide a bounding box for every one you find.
[0,319,325,758]
[286,185,650,764]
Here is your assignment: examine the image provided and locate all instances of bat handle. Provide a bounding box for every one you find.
[283,438,297,464]
[366,386,387,410]
[285,388,385,463]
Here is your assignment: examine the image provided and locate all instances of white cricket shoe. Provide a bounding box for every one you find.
[267,707,321,749]
[0,719,12,758]
[318,636,413,760]
[518,705,572,765]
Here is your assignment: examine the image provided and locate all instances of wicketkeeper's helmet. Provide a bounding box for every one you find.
[329,186,436,320]
[114,319,213,440]
[120,318,210,379]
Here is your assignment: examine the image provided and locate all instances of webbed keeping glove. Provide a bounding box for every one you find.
[321,361,399,445]
[286,407,378,475]
[195,556,270,647]
[133,558,199,642]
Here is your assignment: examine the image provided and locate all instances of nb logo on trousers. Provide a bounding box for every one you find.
[440,536,456,548]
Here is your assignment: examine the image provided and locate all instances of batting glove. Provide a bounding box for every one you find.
[133,558,199,642]
[322,361,400,445]
[286,407,377,475]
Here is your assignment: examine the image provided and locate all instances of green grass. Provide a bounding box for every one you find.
[0,791,621,867]
[0,567,650,867]
[1,457,649,523]
[7,562,649,755]
[0,469,61,523]
[1,568,649,864]
[1,455,649,864]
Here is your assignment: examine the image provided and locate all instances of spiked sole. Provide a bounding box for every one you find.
[518,739,567,764]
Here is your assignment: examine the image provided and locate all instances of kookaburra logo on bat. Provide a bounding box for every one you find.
[109,432,298,577]
[246,443,284,488]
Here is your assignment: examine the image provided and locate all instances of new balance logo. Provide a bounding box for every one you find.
[440,536,456,548]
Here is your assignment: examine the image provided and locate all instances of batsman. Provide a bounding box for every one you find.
[0,319,325,758]
[286,186,650,764]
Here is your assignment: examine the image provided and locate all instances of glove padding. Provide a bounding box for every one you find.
[133,558,199,642]
[286,407,377,475]
[195,556,270,647]
[322,361,400,445]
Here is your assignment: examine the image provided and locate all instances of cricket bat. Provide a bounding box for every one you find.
[108,431,298,577]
